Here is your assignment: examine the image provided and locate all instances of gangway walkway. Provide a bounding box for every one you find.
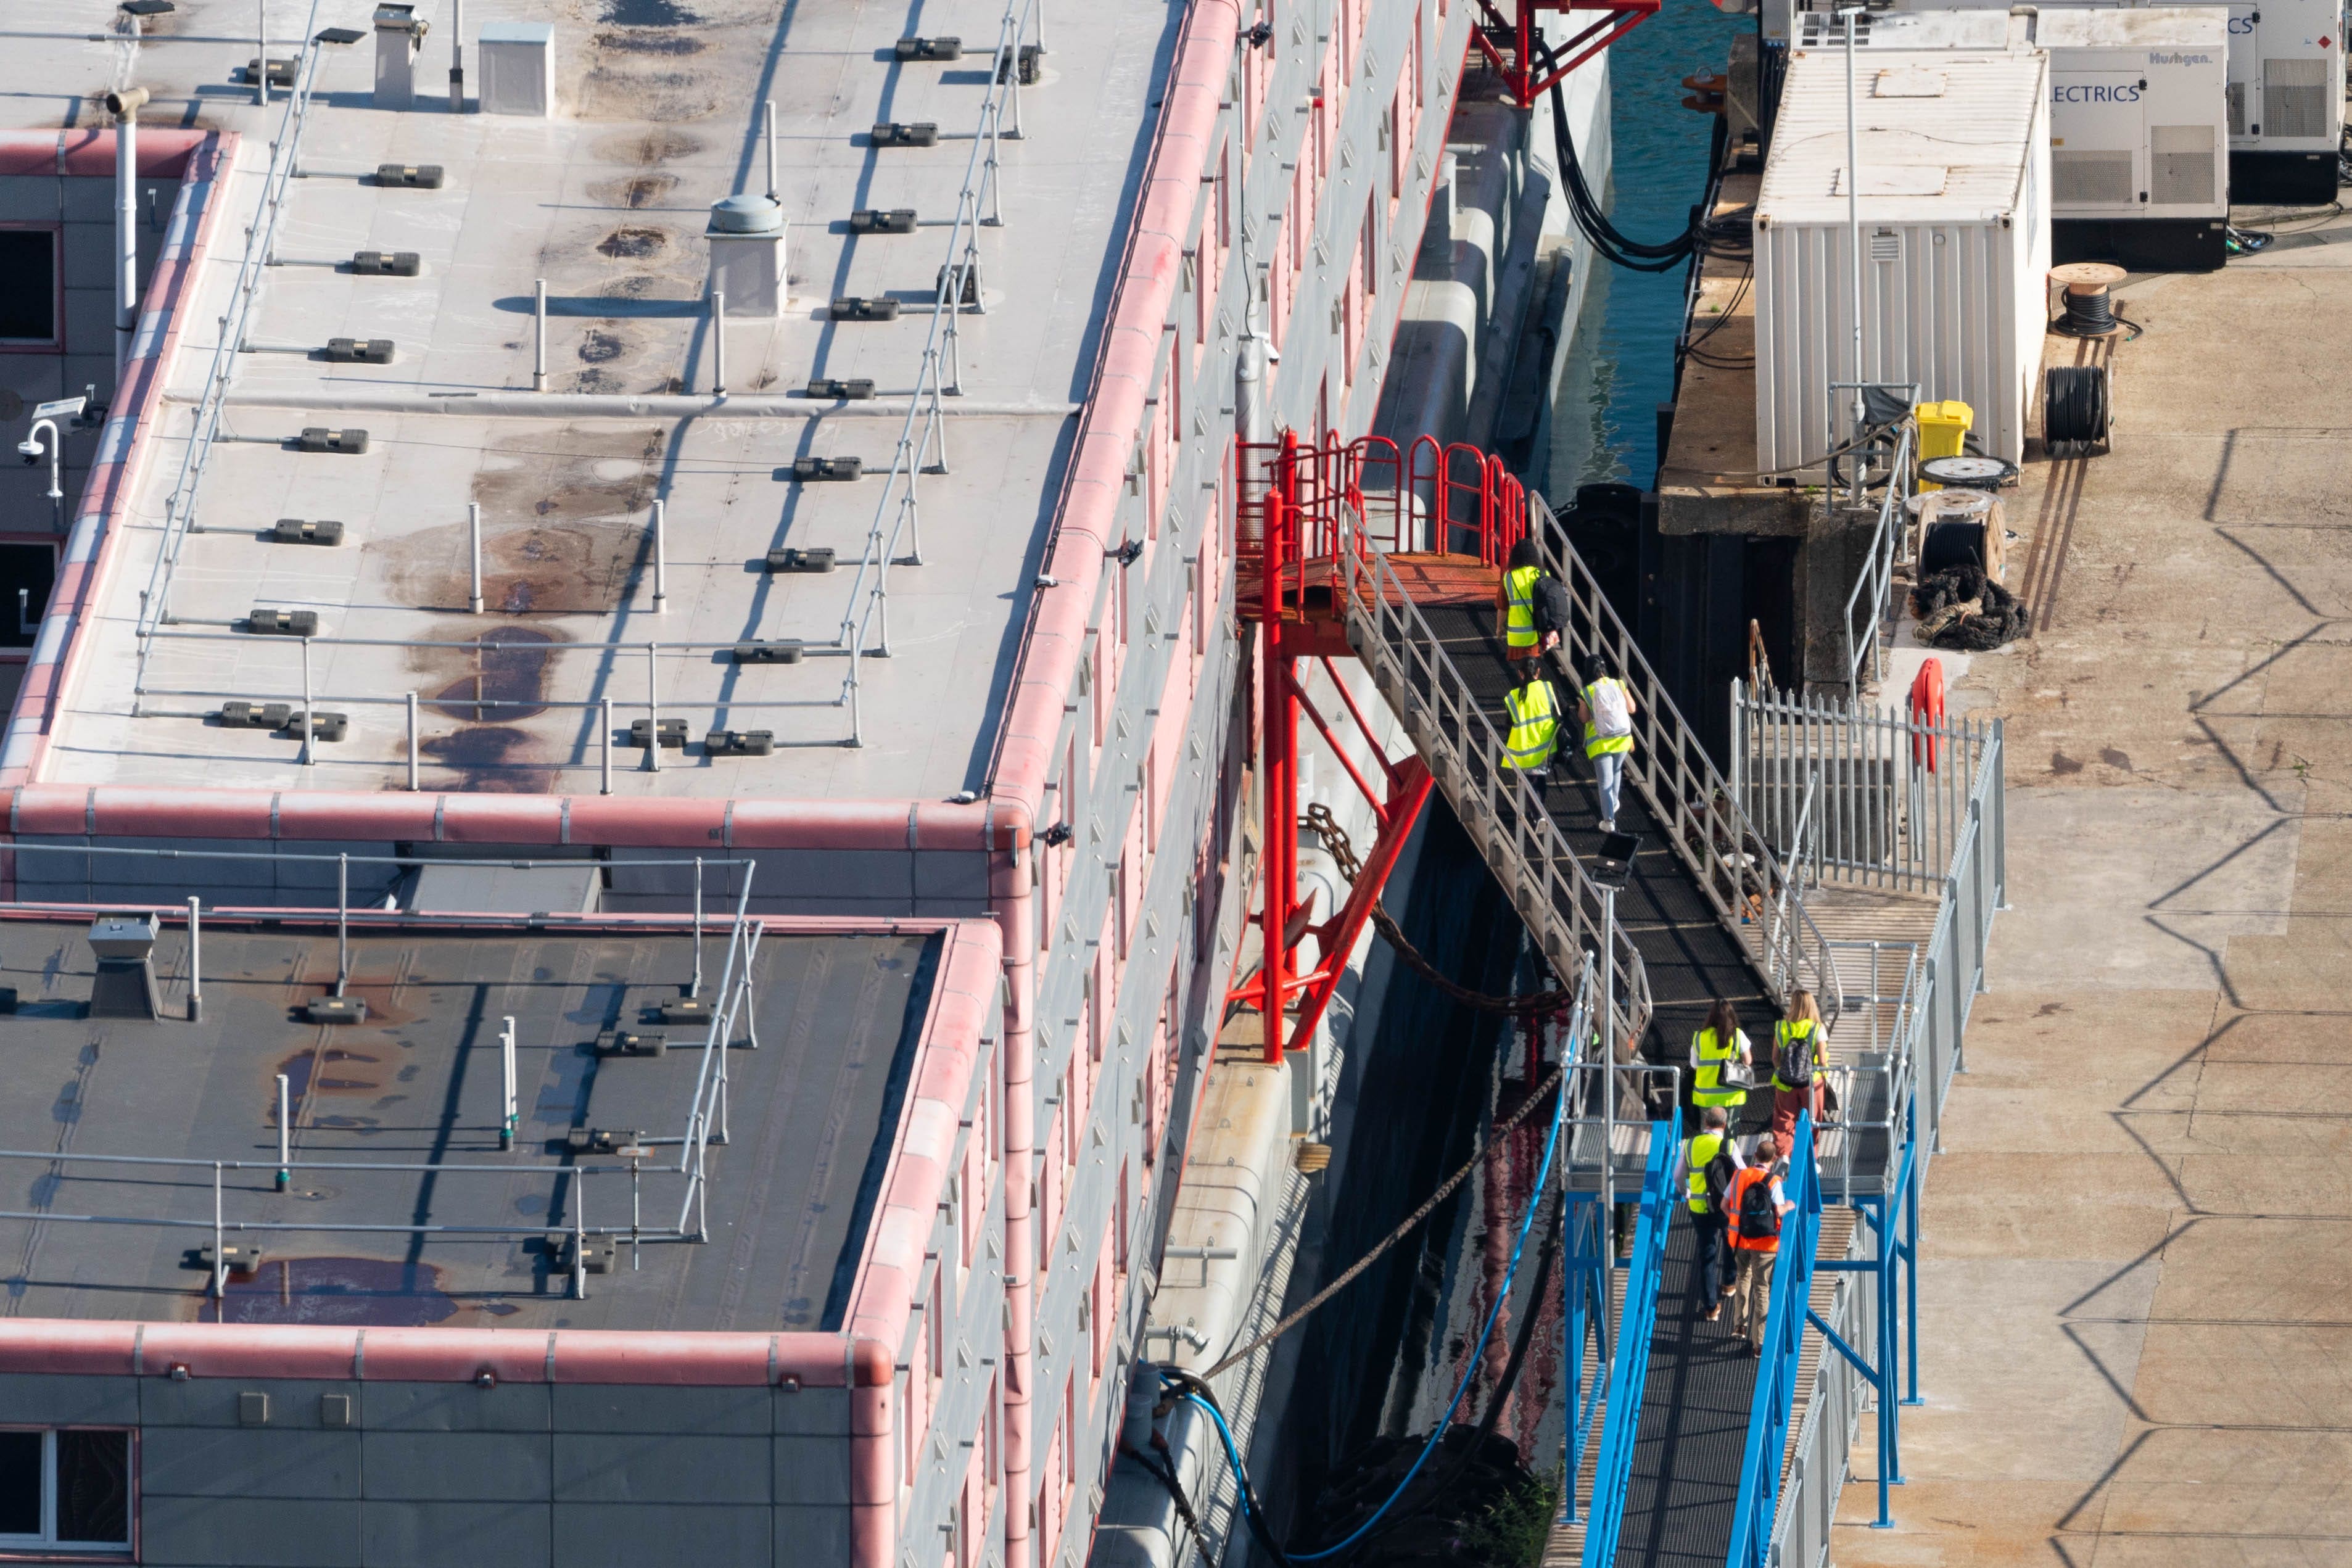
[1233,433,1989,1568]
[1234,433,1844,1568]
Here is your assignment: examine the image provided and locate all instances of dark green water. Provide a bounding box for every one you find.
[1550,0,1755,492]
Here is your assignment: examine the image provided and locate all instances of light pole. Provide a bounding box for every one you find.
[1840,6,1867,462]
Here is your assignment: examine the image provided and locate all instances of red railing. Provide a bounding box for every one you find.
[1234,431,1525,622]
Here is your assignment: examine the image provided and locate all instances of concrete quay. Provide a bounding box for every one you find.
[1830,204,2352,1566]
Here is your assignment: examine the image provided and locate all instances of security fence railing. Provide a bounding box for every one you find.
[1733,679,2001,897]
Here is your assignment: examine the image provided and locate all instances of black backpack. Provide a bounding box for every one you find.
[1737,1166,1785,1240]
[1532,574,1572,638]
[1777,1026,1816,1087]
[1702,1147,1738,1213]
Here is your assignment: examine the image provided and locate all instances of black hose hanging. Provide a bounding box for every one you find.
[1546,72,1704,274]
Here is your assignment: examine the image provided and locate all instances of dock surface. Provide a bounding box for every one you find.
[1830,207,2352,1563]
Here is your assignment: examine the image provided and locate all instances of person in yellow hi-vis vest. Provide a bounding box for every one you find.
[1688,998,1752,1129]
[1575,654,1637,832]
[1675,1105,1743,1316]
[1500,659,1560,782]
[1496,538,1569,671]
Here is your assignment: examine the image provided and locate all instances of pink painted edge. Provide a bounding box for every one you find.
[0,1321,888,1386]
[841,921,1004,1350]
[0,128,212,179]
[989,0,1244,830]
[0,131,235,794]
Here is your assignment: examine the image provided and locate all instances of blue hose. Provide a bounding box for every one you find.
[1174,1078,1570,1562]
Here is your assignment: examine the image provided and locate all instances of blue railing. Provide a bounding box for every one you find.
[1575,1125,1676,1568]
[1723,1113,1824,1568]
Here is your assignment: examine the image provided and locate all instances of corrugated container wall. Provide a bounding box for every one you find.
[1755,48,2052,472]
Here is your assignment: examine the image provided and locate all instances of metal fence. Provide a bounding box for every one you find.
[1732,680,2000,896]
[1746,698,2007,1561]
[1765,1230,1871,1568]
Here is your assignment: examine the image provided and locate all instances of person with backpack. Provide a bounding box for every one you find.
[1770,989,1830,1143]
[1725,1133,1796,1356]
[1575,654,1637,832]
[1688,997,1752,1129]
[1500,658,1561,782]
[1497,537,1570,670]
[1675,1105,1743,1319]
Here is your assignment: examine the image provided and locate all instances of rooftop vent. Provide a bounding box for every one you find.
[564,1127,645,1155]
[627,718,687,749]
[997,44,1044,85]
[594,1029,666,1057]
[217,701,293,728]
[246,608,318,636]
[323,337,394,364]
[937,264,981,306]
[193,1245,267,1276]
[352,250,422,276]
[87,915,161,1020]
[791,456,862,482]
[704,729,775,757]
[552,1234,616,1274]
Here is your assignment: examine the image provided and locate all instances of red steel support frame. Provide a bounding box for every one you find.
[1237,435,1438,1064]
[1470,0,1661,110]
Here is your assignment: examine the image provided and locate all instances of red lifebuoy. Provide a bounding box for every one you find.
[1910,658,1946,772]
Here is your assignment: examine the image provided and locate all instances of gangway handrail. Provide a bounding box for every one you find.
[1725,1112,1824,1568]
[1525,493,1841,1021]
[1577,1122,1675,1568]
[1840,422,1917,699]
[1332,524,1651,1049]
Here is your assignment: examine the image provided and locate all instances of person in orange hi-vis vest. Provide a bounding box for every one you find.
[1725,1132,1796,1356]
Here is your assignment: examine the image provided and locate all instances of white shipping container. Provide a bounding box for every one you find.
[1754,48,2052,474]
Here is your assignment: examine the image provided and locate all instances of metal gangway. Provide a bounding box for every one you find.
[1239,432,2002,1566]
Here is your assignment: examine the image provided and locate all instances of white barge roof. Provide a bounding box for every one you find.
[1,0,1171,804]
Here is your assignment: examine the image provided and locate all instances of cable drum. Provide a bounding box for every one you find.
[2050,261,2127,338]
[2044,365,2111,457]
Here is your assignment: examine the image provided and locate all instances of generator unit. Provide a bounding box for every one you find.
[1890,0,2343,202]
[1800,5,2230,267]
[1752,47,2052,474]
[2035,9,2232,268]
[2219,0,2343,201]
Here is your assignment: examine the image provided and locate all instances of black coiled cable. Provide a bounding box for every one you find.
[2060,286,2116,336]
[2045,365,2110,454]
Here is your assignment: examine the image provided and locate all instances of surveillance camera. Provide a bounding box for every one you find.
[15,442,39,464]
